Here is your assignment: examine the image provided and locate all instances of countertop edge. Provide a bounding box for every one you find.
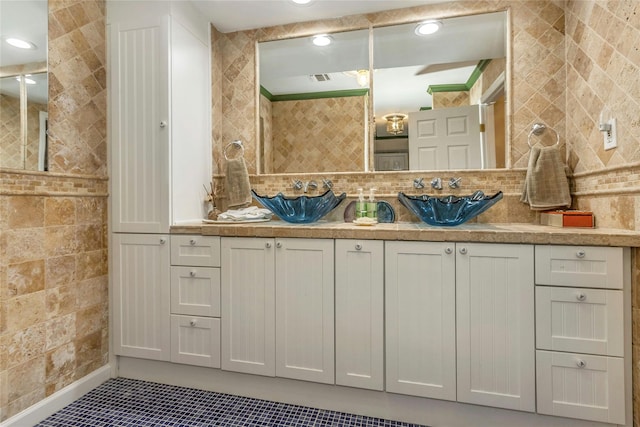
[169,222,640,247]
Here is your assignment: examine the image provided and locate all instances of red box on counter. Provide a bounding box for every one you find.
[540,210,595,228]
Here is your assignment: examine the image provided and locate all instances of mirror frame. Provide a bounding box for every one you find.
[254,7,511,175]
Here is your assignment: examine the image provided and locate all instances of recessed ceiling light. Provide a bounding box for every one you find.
[290,0,313,4]
[415,20,442,36]
[312,34,332,47]
[5,37,37,50]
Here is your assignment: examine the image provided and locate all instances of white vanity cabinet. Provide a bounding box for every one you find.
[112,233,171,361]
[335,239,384,391]
[169,236,221,368]
[535,245,629,425]
[221,237,276,376]
[220,237,334,383]
[385,241,535,412]
[385,241,457,401]
[456,243,535,412]
[275,238,335,384]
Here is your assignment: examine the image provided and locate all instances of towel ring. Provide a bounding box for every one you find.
[527,123,559,148]
[224,140,244,160]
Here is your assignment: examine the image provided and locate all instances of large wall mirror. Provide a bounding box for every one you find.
[258,10,507,174]
[0,0,49,171]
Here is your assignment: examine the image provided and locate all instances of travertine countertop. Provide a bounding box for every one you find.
[171,221,640,247]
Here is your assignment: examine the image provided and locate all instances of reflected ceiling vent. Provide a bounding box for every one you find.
[309,73,331,82]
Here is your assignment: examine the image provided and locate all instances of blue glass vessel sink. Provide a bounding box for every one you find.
[398,191,503,226]
[252,189,347,224]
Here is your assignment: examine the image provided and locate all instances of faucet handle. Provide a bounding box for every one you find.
[292,179,303,190]
[448,177,462,189]
[431,177,443,190]
[413,178,425,189]
[307,180,318,191]
[322,178,333,190]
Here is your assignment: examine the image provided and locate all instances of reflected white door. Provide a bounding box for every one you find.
[408,105,481,170]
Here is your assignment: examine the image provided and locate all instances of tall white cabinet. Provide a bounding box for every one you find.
[108,1,211,359]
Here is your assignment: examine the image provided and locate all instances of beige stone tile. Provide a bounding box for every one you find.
[2,228,46,265]
[75,276,107,309]
[7,323,45,368]
[5,291,46,333]
[7,260,45,298]
[44,198,75,226]
[44,226,78,258]
[45,255,76,289]
[45,313,76,352]
[45,285,77,320]
[75,305,105,338]
[74,331,102,369]
[7,356,45,403]
[76,250,107,281]
[0,369,7,421]
[7,197,44,229]
[6,387,46,420]
[76,224,102,253]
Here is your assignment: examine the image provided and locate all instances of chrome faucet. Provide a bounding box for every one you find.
[431,177,443,190]
[303,180,318,193]
[413,178,425,189]
[322,178,333,190]
[292,179,303,191]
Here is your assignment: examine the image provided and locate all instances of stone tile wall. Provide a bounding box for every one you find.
[0,0,108,421]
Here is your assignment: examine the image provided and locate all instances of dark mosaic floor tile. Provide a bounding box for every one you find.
[36,378,429,427]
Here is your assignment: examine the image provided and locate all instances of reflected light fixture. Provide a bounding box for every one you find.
[290,0,313,4]
[312,34,332,46]
[415,20,442,36]
[4,37,37,49]
[384,114,407,135]
[356,70,369,87]
[15,75,36,84]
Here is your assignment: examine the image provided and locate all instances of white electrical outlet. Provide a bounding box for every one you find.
[603,118,617,150]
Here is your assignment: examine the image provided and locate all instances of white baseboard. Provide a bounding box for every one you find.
[1,365,112,427]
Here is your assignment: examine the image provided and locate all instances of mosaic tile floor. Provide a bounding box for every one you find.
[37,378,430,427]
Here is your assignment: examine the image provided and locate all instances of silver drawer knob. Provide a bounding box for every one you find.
[355,243,362,251]
[576,359,586,368]
[190,270,196,277]
[160,120,167,128]
[459,247,467,255]
[265,242,271,248]
[576,250,586,258]
[190,239,196,245]
[576,292,586,301]
[276,242,282,248]
[445,247,453,254]
[190,319,197,327]
[159,238,166,244]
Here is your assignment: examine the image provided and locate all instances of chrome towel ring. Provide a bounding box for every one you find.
[224,139,244,160]
[527,123,559,148]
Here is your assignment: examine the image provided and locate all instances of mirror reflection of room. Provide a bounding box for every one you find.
[0,0,49,171]
[258,10,507,174]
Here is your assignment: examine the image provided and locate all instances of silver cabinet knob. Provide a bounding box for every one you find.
[160,238,166,244]
[190,270,196,277]
[459,247,467,255]
[160,121,167,128]
[265,242,272,248]
[576,250,586,258]
[445,247,453,254]
[576,359,586,368]
[355,243,362,251]
[190,239,196,245]
[576,292,586,301]
[276,242,282,248]
[190,319,197,327]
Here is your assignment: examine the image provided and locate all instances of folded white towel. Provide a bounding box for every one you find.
[218,206,273,221]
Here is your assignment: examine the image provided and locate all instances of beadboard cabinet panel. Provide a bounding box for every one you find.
[385,241,457,401]
[221,237,276,376]
[170,315,221,368]
[335,239,384,391]
[112,233,171,360]
[456,243,535,412]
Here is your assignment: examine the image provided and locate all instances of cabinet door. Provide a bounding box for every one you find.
[536,350,625,425]
[112,233,170,360]
[221,237,275,376]
[385,241,456,400]
[456,243,535,412]
[335,239,384,391]
[170,315,220,368]
[275,238,335,384]
[110,19,170,233]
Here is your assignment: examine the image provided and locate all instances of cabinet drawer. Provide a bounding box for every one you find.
[536,286,623,356]
[536,350,624,425]
[535,245,623,289]
[171,235,220,267]
[170,266,220,317]
[170,315,220,368]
